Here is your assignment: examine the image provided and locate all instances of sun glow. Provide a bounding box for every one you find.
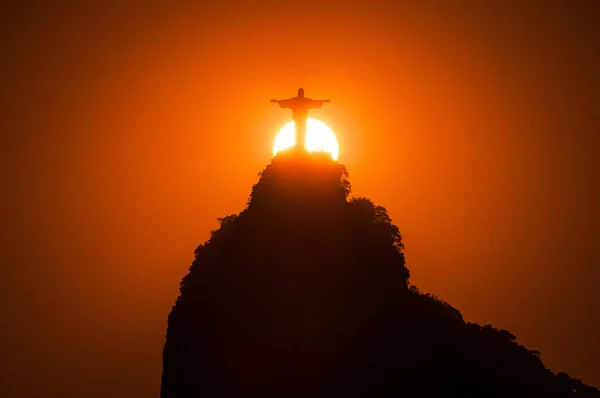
[273,118,339,160]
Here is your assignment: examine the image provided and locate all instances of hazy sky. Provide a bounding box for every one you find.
[2,1,599,396]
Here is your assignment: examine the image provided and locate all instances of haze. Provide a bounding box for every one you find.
[1,2,598,397]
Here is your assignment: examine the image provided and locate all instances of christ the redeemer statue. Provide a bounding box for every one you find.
[271,88,330,151]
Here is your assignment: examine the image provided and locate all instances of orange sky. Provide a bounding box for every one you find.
[2,2,599,396]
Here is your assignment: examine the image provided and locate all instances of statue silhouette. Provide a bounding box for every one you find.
[271,88,330,151]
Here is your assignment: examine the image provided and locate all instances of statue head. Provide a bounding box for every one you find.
[297,88,304,97]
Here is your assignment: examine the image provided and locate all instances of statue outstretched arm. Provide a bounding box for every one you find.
[270,98,295,109]
[307,99,331,109]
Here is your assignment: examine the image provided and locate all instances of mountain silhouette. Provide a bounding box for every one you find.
[161,149,599,397]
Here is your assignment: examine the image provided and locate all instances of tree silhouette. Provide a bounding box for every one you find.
[161,150,599,397]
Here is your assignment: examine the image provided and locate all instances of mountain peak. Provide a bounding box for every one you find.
[247,149,350,213]
[161,156,599,397]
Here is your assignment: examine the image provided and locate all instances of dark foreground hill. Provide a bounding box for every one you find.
[161,149,599,397]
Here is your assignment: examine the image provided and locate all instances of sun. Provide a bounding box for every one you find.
[273,118,339,160]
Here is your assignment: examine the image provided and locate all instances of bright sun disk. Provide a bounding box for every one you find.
[273,118,339,160]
